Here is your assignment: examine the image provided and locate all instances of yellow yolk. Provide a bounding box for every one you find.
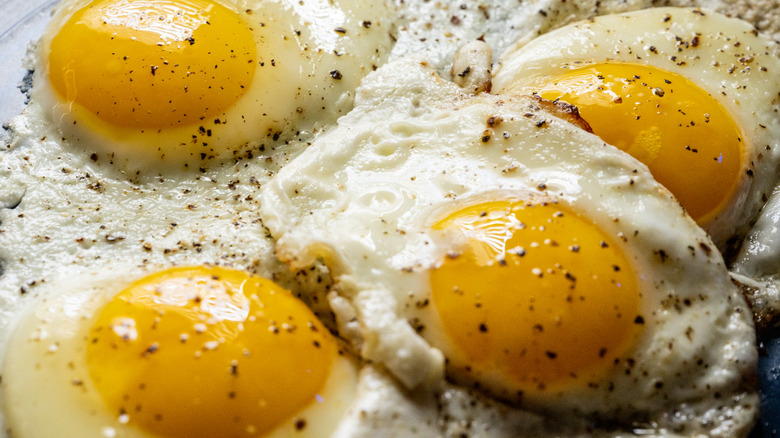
[503,63,744,225]
[86,266,335,438]
[430,200,643,398]
[48,0,256,130]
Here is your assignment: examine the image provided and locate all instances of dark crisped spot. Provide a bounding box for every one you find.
[187,37,195,45]
[546,351,557,359]
[599,348,607,358]
[295,418,307,430]
[478,323,489,333]
[634,315,645,324]
[330,70,343,80]
[334,27,347,34]
[408,317,425,334]
[143,343,159,357]
[699,242,712,255]
[656,249,668,262]
[458,66,471,77]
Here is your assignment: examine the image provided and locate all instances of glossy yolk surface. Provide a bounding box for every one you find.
[86,266,335,438]
[431,200,643,396]
[504,63,743,225]
[48,0,256,130]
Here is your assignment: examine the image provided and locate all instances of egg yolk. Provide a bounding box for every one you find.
[503,63,743,225]
[430,200,642,398]
[48,0,256,130]
[86,266,336,438]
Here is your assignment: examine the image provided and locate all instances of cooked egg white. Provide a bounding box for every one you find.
[2,265,358,438]
[730,186,780,330]
[387,0,662,73]
[259,57,758,436]
[33,0,395,172]
[492,7,780,251]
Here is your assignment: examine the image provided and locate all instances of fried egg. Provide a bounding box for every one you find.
[2,265,358,438]
[33,0,395,172]
[259,57,758,436]
[0,1,773,437]
[492,7,780,251]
